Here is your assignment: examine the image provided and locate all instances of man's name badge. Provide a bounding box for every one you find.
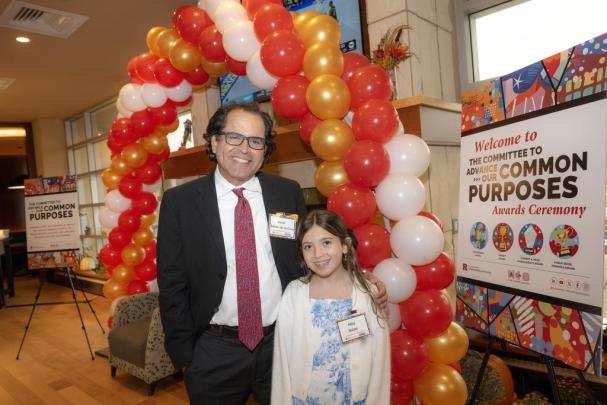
[337,312,370,343]
[268,212,298,239]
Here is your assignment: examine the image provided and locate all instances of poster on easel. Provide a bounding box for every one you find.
[457,33,606,375]
[24,176,80,269]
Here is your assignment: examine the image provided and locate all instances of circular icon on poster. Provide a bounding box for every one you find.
[549,224,579,258]
[518,223,543,255]
[470,221,488,249]
[492,223,513,252]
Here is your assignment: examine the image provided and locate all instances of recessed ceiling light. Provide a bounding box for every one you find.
[0,128,26,138]
[16,36,30,43]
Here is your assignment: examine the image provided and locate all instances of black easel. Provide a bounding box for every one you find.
[467,335,495,405]
[11,267,105,360]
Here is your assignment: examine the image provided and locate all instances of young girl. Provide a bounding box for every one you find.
[272,210,390,404]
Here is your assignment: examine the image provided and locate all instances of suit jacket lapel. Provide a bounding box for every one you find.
[194,171,227,267]
[258,173,280,263]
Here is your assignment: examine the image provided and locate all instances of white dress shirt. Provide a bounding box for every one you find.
[210,170,283,326]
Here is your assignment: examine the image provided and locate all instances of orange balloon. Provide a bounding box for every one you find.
[141,213,157,227]
[101,168,122,189]
[111,264,135,283]
[170,38,202,73]
[413,364,468,405]
[121,143,148,169]
[293,10,322,34]
[133,227,155,246]
[201,56,228,78]
[102,278,128,301]
[146,26,166,55]
[314,160,349,197]
[303,42,344,80]
[110,156,133,176]
[156,28,180,59]
[160,119,179,134]
[310,119,354,161]
[141,133,169,155]
[121,243,146,267]
[424,322,469,364]
[299,15,341,48]
[306,74,351,120]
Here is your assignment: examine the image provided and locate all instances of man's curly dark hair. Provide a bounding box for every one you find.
[203,102,276,164]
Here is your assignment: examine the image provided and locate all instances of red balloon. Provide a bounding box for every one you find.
[400,289,452,338]
[260,30,305,77]
[118,175,143,199]
[342,52,370,83]
[450,361,462,373]
[130,110,155,138]
[99,244,123,268]
[143,241,157,261]
[147,148,171,163]
[127,279,150,295]
[352,99,399,143]
[174,96,192,107]
[111,118,136,145]
[133,161,162,184]
[348,65,393,109]
[127,56,143,84]
[225,56,247,76]
[153,58,185,88]
[344,140,390,187]
[132,192,158,216]
[135,53,158,83]
[299,112,321,145]
[253,3,293,41]
[198,26,226,62]
[271,75,310,120]
[353,224,391,268]
[118,210,142,234]
[327,183,377,229]
[391,329,429,381]
[107,134,127,155]
[148,101,177,126]
[108,227,132,249]
[418,211,444,231]
[391,378,414,405]
[107,315,113,329]
[184,65,211,86]
[173,6,212,45]
[134,260,157,282]
[171,5,189,28]
[412,252,455,290]
[244,0,282,19]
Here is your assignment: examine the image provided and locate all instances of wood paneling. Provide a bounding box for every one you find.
[0,156,28,230]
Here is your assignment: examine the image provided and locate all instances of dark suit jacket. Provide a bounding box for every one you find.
[157,170,307,368]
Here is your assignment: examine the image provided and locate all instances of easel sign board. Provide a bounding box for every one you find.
[24,176,80,269]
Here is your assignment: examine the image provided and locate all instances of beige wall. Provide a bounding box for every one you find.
[31,118,68,177]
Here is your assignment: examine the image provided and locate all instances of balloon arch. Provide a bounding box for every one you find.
[99,0,468,403]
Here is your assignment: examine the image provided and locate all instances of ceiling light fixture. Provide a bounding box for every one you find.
[16,35,30,43]
[0,127,26,137]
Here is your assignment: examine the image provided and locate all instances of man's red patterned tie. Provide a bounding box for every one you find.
[232,187,263,350]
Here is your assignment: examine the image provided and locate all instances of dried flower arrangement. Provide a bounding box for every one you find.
[371,24,412,71]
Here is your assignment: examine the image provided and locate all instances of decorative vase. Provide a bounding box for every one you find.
[388,67,398,100]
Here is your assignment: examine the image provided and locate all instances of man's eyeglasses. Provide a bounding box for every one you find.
[214,132,266,150]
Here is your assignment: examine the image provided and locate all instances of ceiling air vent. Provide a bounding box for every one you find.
[0,1,88,39]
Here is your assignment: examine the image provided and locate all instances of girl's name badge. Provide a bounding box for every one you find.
[337,311,370,343]
[268,212,298,239]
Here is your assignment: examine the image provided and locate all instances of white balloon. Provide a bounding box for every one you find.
[391,216,444,266]
[206,0,238,19]
[197,0,206,10]
[105,190,132,213]
[119,83,146,112]
[376,172,426,220]
[143,178,162,193]
[99,206,120,229]
[387,303,402,333]
[223,20,260,62]
[115,98,133,118]
[343,110,354,126]
[141,83,167,108]
[246,49,277,90]
[373,258,417,303]
[165,79,192,102]
[146,278,159,292]
[384,133,431,176]
[213,1,247,33]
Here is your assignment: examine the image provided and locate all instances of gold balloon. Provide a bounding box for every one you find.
[133,227,155,246]
[146,26,166,55]
[141,133,169,155]
[299,15,341,48]
[314,160,349,197]
[201,56,228,78]
[103,278,128,301]
[293,10,322,34]
[413,364,468,405]
[310,119,354,161]
[170,38,202,73]
[112,264,135,283]
[141,213,157,227]
[303,42,344,80]
[110,156,133,176]
[160,119,179,134]
[424,322,469,365]
[306,74,351,120]
[121,243,146,267]
[101,168,122,189]
[121,143,148,169]
[156,28,180,59]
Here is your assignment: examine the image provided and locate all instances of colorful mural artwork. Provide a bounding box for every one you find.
[461,78,505,132]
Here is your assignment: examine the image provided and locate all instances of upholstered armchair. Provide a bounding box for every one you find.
[108,291,177,395]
